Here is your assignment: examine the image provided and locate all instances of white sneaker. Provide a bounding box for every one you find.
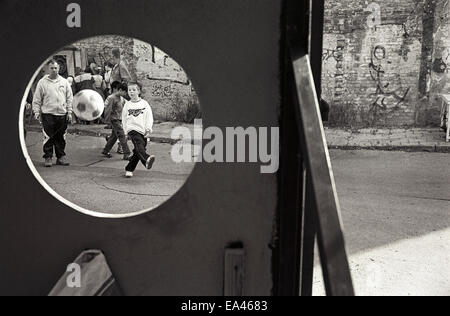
[146,155,156,170]
[125,171,133,178]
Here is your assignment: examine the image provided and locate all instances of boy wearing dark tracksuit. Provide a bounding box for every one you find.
[102,81,131,160]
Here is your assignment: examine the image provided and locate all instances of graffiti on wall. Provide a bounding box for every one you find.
[321,39,346,103]
[147,76,191,98]
[333,40,346,102]
[152,84,175,98]
[322,47,343,62]
[368,45,410,113]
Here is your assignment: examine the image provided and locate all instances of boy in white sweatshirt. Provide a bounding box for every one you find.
[122,82,155,178]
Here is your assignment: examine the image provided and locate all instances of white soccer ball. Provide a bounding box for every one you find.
[73,89,104,121]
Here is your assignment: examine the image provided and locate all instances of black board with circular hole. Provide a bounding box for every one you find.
[0,0,282,296]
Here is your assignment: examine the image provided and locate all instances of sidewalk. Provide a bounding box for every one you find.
[26,122,195,145]
[26,122,450,152]
[324,127,450,153]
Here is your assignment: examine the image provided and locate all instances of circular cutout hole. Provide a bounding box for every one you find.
[19,35,202,218]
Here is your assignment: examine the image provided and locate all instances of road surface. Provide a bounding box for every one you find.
[314,149,450,296]
[24,131,196,216]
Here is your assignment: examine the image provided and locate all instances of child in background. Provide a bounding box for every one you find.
[122,82,155,178]
[102,81,132,160]
[92,65,106,100]
[104,61,114,96]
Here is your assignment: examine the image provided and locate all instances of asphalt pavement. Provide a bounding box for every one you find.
[25,132,197,215]
[314,149,450,296]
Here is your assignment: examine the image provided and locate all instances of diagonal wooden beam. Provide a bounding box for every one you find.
[290,51,354,296]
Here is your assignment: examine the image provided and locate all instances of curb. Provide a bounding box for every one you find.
[26,126,180,145]
[26,126,450,152]
[327,145,450,153]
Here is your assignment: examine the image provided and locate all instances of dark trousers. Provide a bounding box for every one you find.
[126,131,150,172]
[42,114,68,159]
[103,119,131,155]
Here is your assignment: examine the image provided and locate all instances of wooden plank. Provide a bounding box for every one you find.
[299,169,317,296]
[289,52,354,296]
[224,248,245,296]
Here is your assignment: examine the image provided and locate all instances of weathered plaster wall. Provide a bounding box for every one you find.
[322,0,442,127]
[73,36,199,121]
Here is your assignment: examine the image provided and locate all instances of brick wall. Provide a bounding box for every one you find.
[71,35,199,121]
[322,0,443,127]
[429,0,450,125]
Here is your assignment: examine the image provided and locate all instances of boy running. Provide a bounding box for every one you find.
[122,82,155,178]
[102,81,132,160]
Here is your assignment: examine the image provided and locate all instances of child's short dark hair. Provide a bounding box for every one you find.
[111,81,121,91]
[111,81,127,92]
[118,82,128,92]
[105,60,115,68]
[47,59,59,66]
[127,81,142,91]
[84,66,93,74]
